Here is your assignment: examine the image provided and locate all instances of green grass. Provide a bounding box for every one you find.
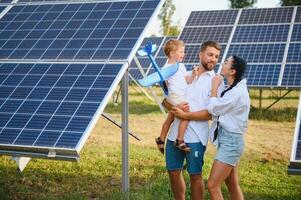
[0,87,301,199]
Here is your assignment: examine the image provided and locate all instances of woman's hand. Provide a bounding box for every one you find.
[212,75,223,88]
[211,75,223,97]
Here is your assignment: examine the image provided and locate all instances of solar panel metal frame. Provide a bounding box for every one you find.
[288,91,301,175]
[0,0,164,160]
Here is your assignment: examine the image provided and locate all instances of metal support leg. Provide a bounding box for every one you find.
[259,89,262,110]
[264,90,292,111]
[122,70,129,198]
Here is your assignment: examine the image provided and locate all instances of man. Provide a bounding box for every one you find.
[163,41,221,200]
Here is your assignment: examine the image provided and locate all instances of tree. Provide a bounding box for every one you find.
[157,0,180,36]
[280,0,301,6]
[228,0,257,8]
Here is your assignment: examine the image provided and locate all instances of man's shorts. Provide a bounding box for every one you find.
[165,139,206,175]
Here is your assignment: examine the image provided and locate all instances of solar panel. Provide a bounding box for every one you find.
[281,64,301,87]
[296,7,301,22]
[180,6,301,88]
[226,44,286,63]
[0,0,12,3]
[0,0,163,160]
[238,7,294,24]
[0,62,124,158]
[286,43,301,62]
[232,25,290,43]
[180,27,232,44]
[0,1,159,61]
[291,24,301,42]
[245,64,281,87]
[288,92,301,175]
[0,6,5,12]
[186,10,238,26]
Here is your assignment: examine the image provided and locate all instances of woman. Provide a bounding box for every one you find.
[172,55,250,200]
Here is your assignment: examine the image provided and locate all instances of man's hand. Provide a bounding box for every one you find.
[171,107,189,120]
[177,102,190,112]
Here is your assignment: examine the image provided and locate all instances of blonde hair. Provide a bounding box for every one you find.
[164,39,185,57]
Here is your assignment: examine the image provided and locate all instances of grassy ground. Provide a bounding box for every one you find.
[0,86,301,200]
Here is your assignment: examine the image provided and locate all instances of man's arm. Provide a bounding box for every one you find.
[162,98,189,112]
[171,107,211,121]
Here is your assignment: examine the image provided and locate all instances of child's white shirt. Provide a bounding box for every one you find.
[165,63,188,97]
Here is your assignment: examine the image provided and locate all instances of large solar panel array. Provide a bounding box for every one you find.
[0,0,163,160]
[179,6,301,88]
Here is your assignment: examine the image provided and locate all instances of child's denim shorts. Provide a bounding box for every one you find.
[215,127,244,166]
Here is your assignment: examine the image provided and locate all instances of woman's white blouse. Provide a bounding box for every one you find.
[208,79,250,134]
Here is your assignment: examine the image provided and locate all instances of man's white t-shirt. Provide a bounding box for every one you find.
[168,70,222,146]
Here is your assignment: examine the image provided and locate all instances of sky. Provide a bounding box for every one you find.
[146,0,280,36]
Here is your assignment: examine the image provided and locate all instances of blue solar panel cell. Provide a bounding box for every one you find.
[180,26,233,44]
[0,1,160,61]
[245,64,282,87]
[233,25,290,43]
[227,44,286,63]
[186,10,238,26]
[0,0,12,3]
[0,6,5,13]
[239,7,294,24]
[291,24,301,42]
[287,43,301,62]
[281,64,301,87]
[295,7,301,23]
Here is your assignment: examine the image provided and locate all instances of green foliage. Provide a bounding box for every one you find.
[280,0,301,6]
[228,0,257,8]
[158,0,180,36]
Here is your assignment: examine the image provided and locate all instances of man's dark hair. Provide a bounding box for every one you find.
[221,55,247,97]
[200,41,221,52]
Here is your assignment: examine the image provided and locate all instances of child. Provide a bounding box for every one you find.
[155,39,195,154]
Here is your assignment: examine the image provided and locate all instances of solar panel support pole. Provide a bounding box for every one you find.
[11,157,31,172]
[122,70,129,197]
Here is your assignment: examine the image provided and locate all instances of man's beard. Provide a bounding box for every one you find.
[201,61,214,71]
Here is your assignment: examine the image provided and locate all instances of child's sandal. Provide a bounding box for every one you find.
[155,137,165,155]
[174,139,191,152]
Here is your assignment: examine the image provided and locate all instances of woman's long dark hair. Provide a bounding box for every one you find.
[221,56,247,97]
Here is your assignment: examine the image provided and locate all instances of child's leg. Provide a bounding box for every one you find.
[177,119,189,141]
[159,112,175,141]
[174,120,191,152]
